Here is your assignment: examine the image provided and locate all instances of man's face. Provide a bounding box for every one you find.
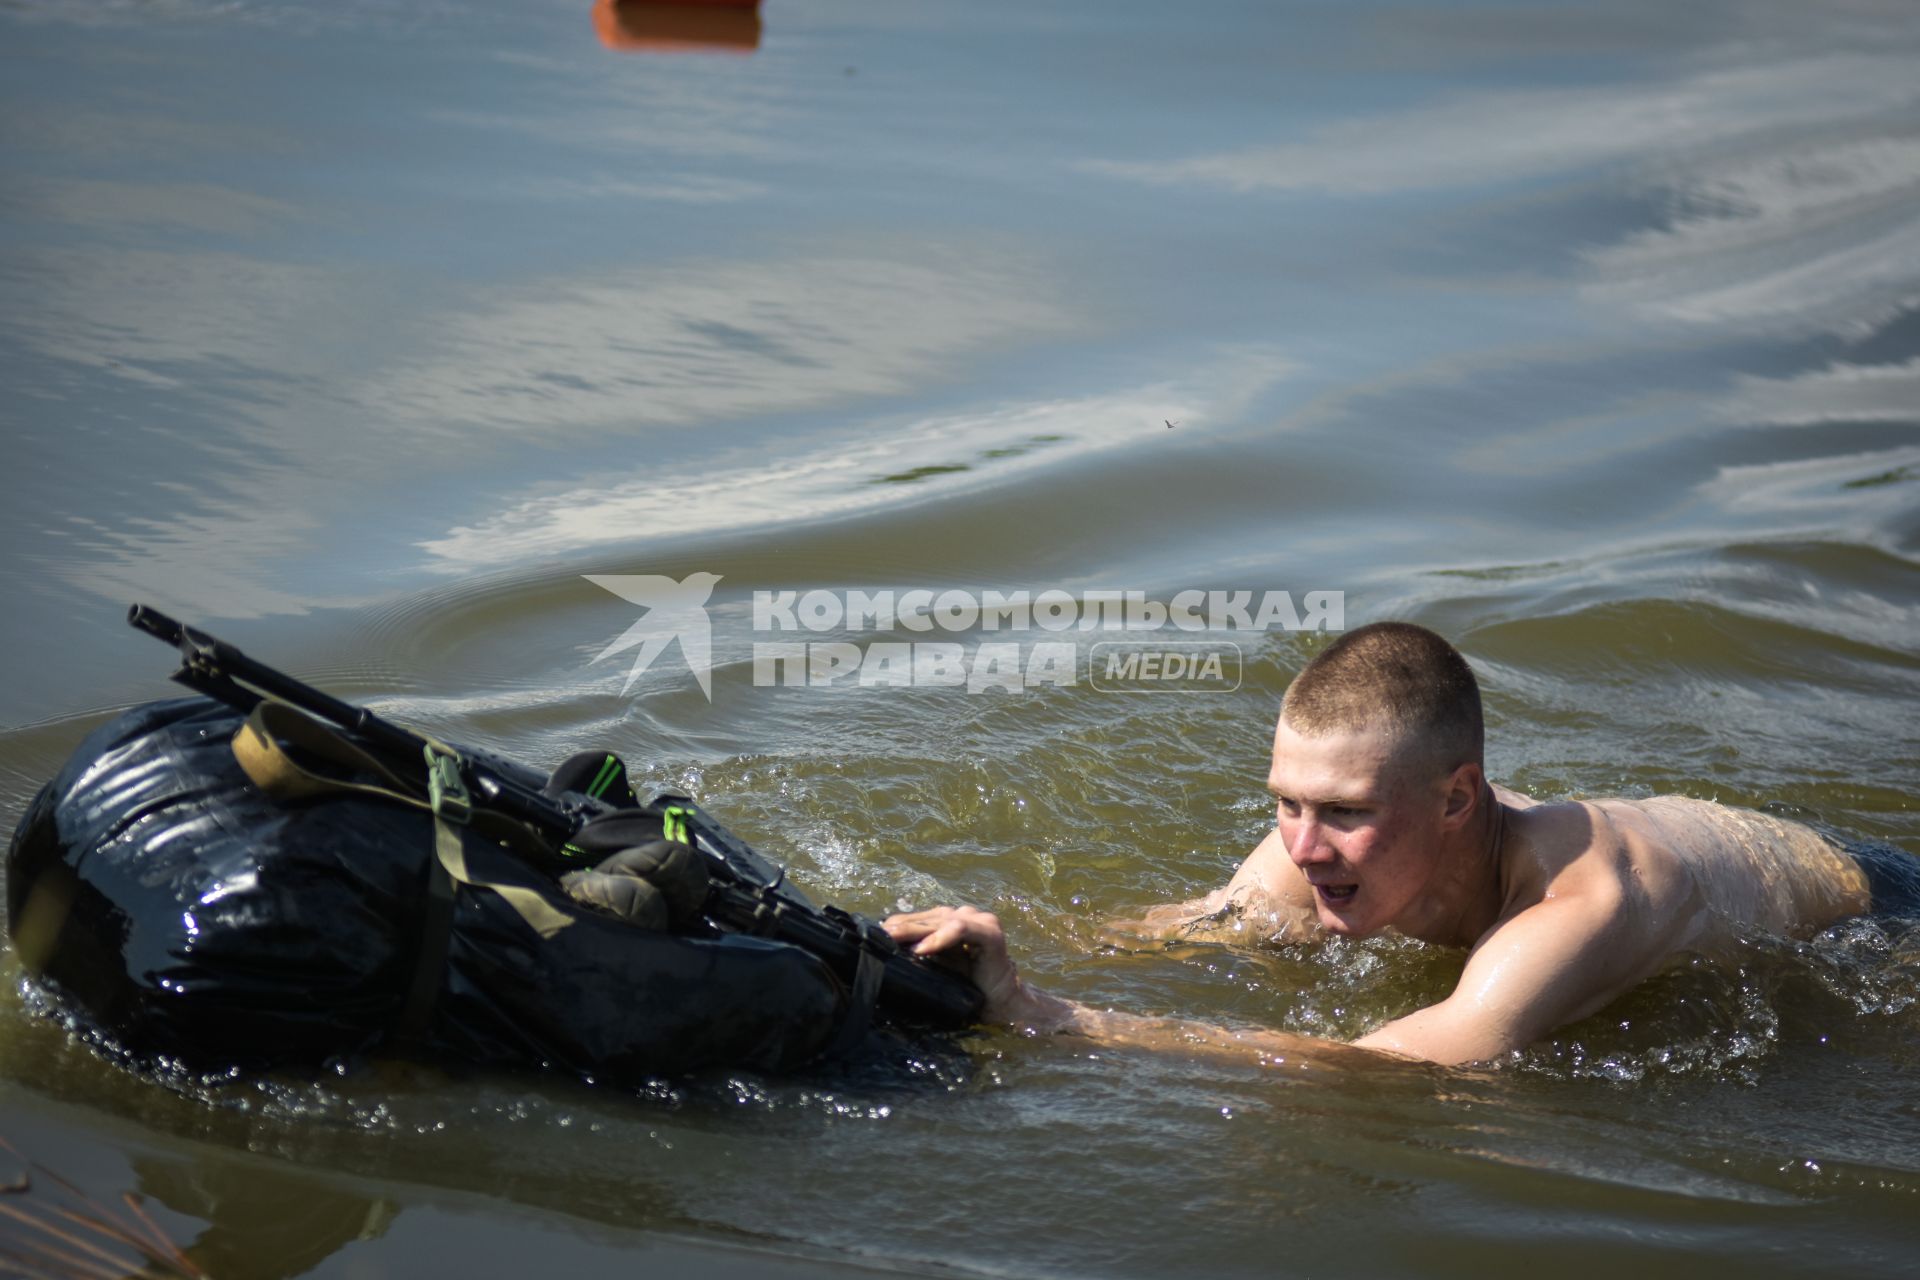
[1265,716,1448,937]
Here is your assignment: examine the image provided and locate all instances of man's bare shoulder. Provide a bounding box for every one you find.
[1502,797,1623,874]
[1490,781,1541,810]
[1106,826,1320,944]
[1496,798,1701,931]
[1360,801,1700,1063]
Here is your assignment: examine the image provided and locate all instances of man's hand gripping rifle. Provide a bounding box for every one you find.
[127,604,984,1030]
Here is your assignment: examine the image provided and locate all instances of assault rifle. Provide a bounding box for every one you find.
[127,604,983,1029]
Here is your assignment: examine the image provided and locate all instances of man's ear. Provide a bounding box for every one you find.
[1440,762,1483,829]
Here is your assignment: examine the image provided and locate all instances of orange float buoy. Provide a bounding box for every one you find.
[592,0,762,54]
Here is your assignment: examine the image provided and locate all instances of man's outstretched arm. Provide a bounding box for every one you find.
[1353,877,1674,1063]
[889,883,1654,1068]
[885,905,1375,1068]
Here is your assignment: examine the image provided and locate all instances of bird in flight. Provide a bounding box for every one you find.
[1165,419,1179,429]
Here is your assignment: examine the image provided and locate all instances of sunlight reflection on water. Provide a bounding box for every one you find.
[2,0,1918,1275]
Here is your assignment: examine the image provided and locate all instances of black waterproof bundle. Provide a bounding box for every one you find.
[8,698,865,1077]
[5,609,981,1080]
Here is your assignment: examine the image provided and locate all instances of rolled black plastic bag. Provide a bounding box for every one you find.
[7,698,849,1080]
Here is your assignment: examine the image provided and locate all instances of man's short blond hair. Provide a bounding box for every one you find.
[1281,622,1483,777]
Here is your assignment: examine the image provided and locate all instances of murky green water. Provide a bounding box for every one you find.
[3,0,1918,1275]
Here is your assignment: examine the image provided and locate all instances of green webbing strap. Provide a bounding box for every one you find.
[662,805,691,845]
[586,753,621,800]
[432,822,577,937]
[560,753,625,859]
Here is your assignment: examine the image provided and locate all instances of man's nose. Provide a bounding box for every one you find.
[1287,817,1331,866]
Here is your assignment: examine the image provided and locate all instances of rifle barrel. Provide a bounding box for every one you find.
[130,603,421,759]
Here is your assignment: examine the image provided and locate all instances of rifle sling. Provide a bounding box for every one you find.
[231,701,578,1044]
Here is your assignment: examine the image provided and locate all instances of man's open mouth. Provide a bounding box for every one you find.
[1317,883,1358,904]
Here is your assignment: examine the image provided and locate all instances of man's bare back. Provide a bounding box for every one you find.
[1587,794,1868,944]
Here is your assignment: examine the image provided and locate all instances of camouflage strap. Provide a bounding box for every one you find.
[231,701,576,940]
[232,698,417,803]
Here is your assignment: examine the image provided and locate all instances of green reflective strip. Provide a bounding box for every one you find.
[663,806,690,844]
[586,754,620,799]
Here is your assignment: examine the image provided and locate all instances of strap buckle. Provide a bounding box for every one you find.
[424,746,472,824]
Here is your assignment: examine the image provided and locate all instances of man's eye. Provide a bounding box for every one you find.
[1275,796,1300,815]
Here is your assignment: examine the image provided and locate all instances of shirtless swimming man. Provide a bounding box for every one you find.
[883,622,1906,1066]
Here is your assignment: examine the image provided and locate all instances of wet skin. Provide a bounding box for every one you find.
[884,717,1871,1067]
